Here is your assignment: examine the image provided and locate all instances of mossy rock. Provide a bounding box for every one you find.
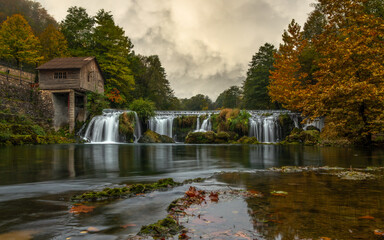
[138,216,183,238]
[185,131,216,144]
[278,114,295,139]
[138,130,175,143]
[119,112,135,143]
[215,131,230,143]
[306,125,320,131]
[282,128,320,145]
[236,136,260,144]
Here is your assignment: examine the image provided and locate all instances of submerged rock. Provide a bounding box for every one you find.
[138,130,175,143]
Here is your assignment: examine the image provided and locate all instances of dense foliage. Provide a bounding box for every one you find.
[180,94,213,110]
[269,0,384,144]
[129,98,156,124]
[243,43,277,110]
[0,14,42,67]
[214,86,242,109]
[0,0,57,34]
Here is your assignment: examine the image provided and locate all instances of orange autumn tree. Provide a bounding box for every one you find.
[269,20,313,114]
[269,0,384,144]
[0,14,42,66]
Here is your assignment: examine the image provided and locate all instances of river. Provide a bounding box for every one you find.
[0,144,383,239]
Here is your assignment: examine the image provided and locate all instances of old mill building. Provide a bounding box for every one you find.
[37,57,105,132]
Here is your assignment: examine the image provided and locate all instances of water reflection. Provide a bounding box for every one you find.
[0,144,383,186]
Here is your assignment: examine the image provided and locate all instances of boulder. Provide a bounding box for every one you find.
[236,136,260,144]
[185,131,216,144]
[282,128,320,145]
[138,130,175,143]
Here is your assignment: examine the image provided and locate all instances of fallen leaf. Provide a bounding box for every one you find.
[234,231,252,240]
[185,186,199,198]
[248,190,264,198]
[374,229,384,236]
[232,211,239,214]
[320,237,332,240]
[209,192,219,202]
[69,205,95,214]
[121,223,137,228]
[80,231,88,234]
[179,232,190,239]
[358,215,375,220]
[270,191,288,197]
[87,227,100,233]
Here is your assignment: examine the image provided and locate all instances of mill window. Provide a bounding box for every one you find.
[54,72,67,79]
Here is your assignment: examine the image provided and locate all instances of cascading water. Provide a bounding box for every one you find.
[83,109,142,143]
[148,116,175,138]
[248,112,282,143]
[195,116,212,132]
[83,109,323,144]
[195,116,200,131]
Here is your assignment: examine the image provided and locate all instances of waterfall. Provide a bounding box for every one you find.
[133,112,142,142]
[83,110,142,143]
[196,116,200,131]
[195,116,211,132]
[248,113,282,143]
[304,118,325,130]
[148,116,174,138]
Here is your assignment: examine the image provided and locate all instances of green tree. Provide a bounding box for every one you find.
[60,6,94,56]
[92,9,135,106]
[39,24,69,62]
[182,94,213,110]
[215,86,242,109]
[0,14,42,66]
[129,54,179,110]
[243,43,276,109]
[129,98,156,125]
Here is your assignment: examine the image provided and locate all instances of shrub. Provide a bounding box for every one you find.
[129,98,156,123]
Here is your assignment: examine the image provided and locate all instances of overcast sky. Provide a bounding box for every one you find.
[37,0,315,100]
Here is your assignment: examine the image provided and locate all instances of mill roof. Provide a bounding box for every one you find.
[36,57,96,70]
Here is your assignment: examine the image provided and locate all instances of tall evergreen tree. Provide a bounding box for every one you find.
[93,9,135,105]
[243,43,276,109]
[60,7,94,56]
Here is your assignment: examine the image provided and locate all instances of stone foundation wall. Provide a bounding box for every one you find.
[0,79,54,127]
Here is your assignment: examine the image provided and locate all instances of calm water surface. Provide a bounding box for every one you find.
[0,144,383,239]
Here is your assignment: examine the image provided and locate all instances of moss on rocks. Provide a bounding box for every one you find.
[138,216,183,238]
[119,112,135,143]
[138,130,175,143]
[185,131,216,144]
[278,113,295,139]
[236,136,260,144]
[281,128,320,145]
[173,116,198,142]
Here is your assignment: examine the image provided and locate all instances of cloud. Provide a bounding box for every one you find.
[37,0,315,99]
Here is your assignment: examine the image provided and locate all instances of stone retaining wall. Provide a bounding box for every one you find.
[0,65,35,82]
[0,79,54,127]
